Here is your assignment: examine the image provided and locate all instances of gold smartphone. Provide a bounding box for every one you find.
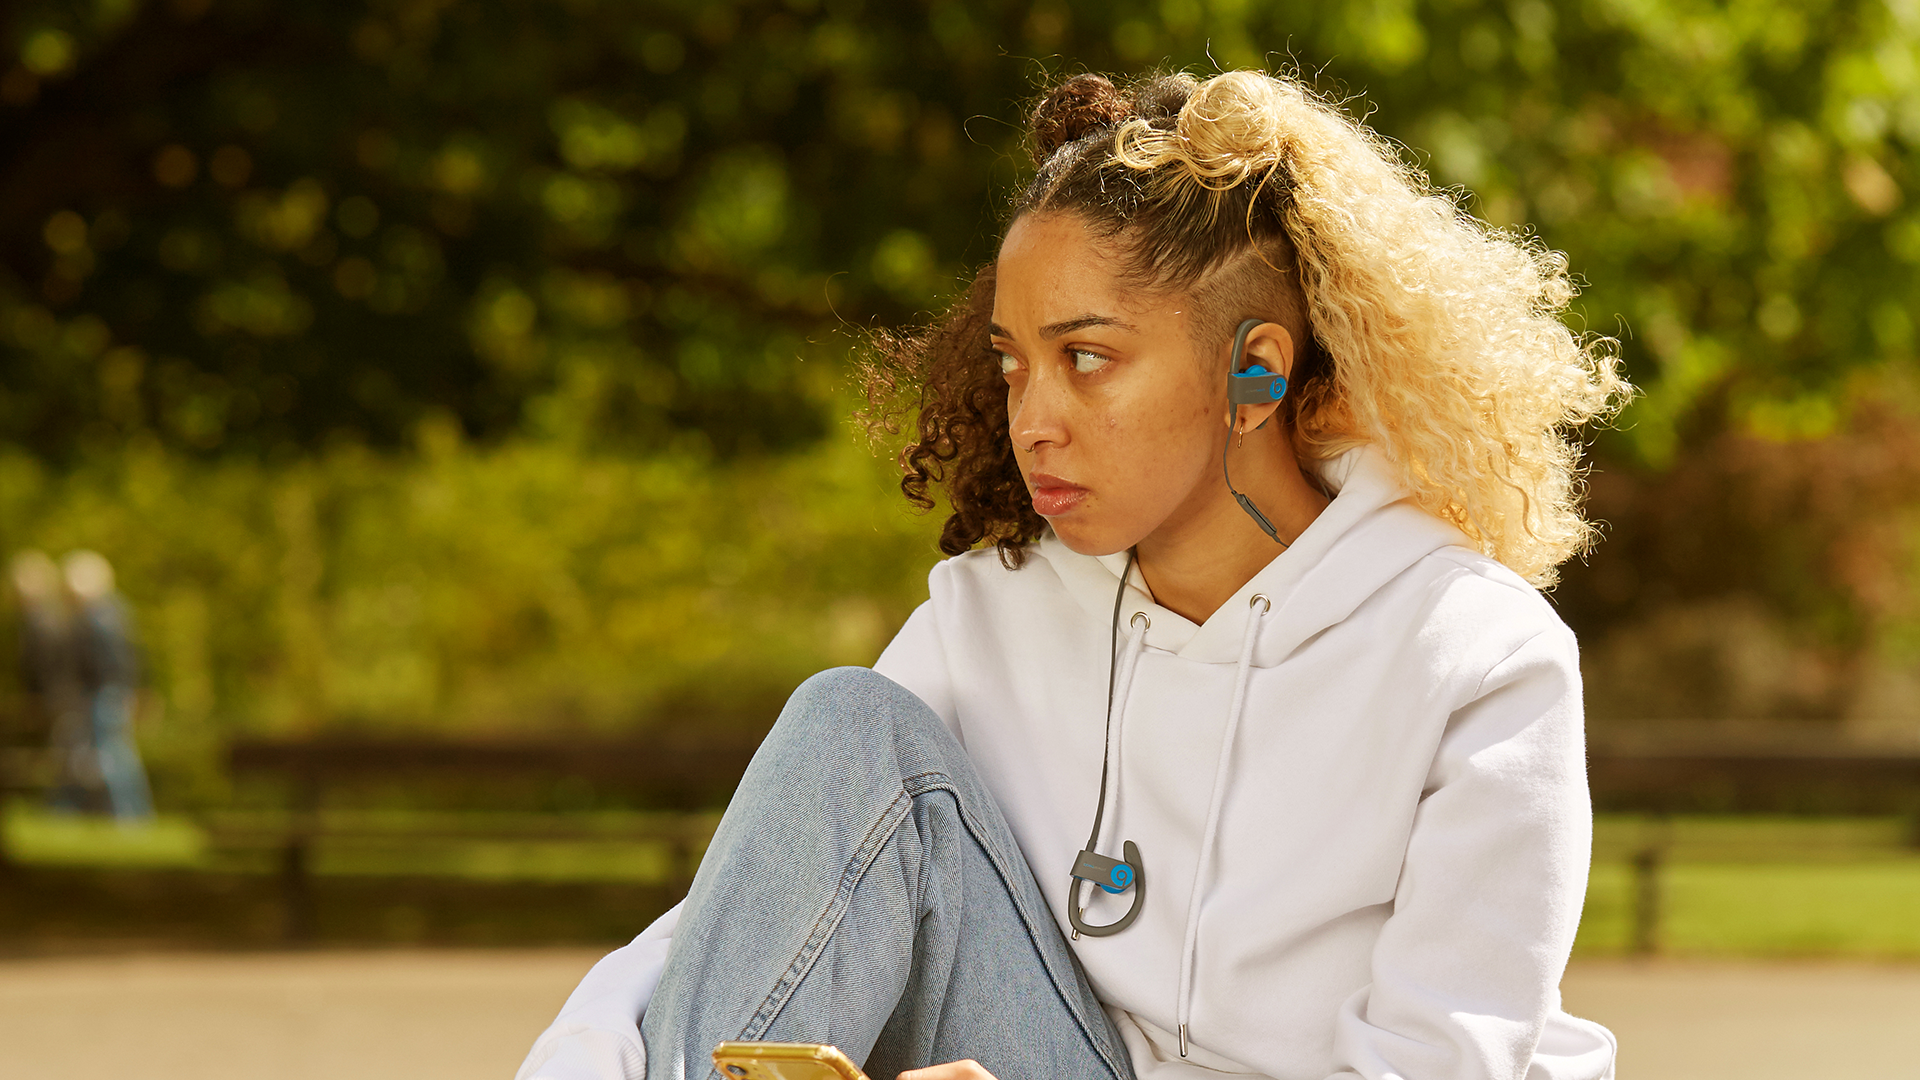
[711,1041,871,1080]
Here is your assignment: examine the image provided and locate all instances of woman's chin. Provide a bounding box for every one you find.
[1044,517,1135,558]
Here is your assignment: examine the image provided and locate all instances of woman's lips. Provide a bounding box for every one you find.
[1029,473,1089,516]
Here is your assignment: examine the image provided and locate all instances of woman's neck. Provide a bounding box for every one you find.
[1134,425,1328,624]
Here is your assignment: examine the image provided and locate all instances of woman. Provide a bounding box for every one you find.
[521,69,1628,1080]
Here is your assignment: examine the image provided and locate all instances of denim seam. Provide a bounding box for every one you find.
[900,774,1131,1080]
[717,767,1128,1080]
[729,784,918,1055]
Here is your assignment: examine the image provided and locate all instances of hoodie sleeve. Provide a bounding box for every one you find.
[1329,625,1599,1080]
[515,903,682,1080]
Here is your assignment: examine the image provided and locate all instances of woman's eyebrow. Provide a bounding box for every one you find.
[988,314,1139,340]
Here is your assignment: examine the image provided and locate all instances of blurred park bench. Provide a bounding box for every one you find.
[1588,728,1920,953]
[1589,728,1920,818]
[210,725,1920,944]
[6,723,1918,949]
[218,733,763,940]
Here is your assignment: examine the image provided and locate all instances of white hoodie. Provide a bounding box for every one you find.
[518,446,1616,1080]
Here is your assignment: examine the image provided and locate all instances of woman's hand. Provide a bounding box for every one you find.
[899,1060,999,1080]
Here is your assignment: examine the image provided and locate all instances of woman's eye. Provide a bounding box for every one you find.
[997,352,1020,374]
[1070,349,1110,374]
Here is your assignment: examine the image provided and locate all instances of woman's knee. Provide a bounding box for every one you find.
[762,666,949,761]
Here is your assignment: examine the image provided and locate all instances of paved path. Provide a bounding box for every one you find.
[1562,958,1920,1078]
[0,950,1915,1079]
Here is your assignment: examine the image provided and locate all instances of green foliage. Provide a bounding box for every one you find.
[0,401,942,802]
[3,0,1920,764]
[5,0,1918,462]
[0,0,1008,459]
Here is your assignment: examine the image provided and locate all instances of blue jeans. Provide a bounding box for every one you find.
[92,684,153,821]
[641,668,1134,1080]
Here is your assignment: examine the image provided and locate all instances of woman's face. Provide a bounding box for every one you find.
[991,212,1226,556]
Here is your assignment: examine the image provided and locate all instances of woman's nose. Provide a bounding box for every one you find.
[1010,365,1071,453]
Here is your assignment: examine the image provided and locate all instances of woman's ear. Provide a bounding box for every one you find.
[1227,322,1295,434]
[1240,322,1296,379]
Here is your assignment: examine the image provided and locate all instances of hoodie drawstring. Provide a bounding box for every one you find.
[1175,592,1270,1057]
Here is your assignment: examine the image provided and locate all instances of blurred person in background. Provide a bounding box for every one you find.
[62,550,152,822]
[10,549,101,814]
[524,70,1628,1080]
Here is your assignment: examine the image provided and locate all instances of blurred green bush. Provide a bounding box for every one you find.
[0,399,941,804]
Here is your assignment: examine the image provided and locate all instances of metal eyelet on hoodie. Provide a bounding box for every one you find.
[1176,592,1272,1058]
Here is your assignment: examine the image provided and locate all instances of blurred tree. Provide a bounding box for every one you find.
[4,0,1920,742]
[0,0,1021,460]
[4,0,1917,465]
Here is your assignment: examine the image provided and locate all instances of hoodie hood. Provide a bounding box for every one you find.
[1045,445,1473,666]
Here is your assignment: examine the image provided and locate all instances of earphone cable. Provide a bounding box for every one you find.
[1083,547,1135,855]
[1224,426,1290,550]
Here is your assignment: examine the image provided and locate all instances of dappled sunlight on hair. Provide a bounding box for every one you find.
[865,68,1632,585]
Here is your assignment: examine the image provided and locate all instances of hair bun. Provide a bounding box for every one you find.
[1030,74,1131,163]
[1131,74,1197,129]
[1177,71,1291,169]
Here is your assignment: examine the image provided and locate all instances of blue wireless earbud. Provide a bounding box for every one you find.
[1226,319,1289,407]
[1073,848,1138,895]
[1069,839,1145,936]
[1228,362,1288,404]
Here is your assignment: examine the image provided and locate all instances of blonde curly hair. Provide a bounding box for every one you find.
[867,69,1629,586]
